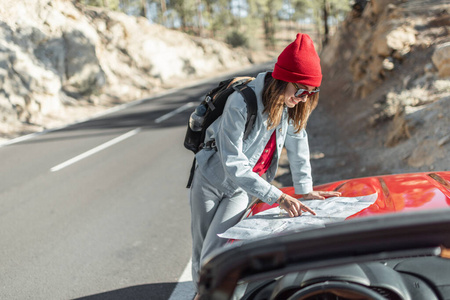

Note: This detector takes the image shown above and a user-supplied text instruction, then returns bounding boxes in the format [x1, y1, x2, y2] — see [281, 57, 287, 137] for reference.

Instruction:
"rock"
[63, 29, 105, 95]
[385, 112, 411, 147]
[407, 139, 444, 168]
[348, 16, 416, 98]
[310, 152, 325, 160]
[432, 42, 450, 78]
[438, 135, 450, 147]
[387, 26, 416, 53]
[0, 26, 63, 123]
[373, 25, 416, 57]
[370, 0, 398, 16]
[382, 57, 395, 70]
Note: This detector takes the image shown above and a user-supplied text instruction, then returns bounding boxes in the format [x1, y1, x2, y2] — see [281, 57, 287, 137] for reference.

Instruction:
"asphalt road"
[0, 64, 274, 300]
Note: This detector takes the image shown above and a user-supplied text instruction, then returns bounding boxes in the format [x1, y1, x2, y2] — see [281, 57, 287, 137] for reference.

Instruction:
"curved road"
[0, 64, 274, 300]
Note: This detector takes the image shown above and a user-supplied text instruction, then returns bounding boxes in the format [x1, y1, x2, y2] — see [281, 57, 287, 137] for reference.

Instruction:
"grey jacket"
[195, 72, 313, 205]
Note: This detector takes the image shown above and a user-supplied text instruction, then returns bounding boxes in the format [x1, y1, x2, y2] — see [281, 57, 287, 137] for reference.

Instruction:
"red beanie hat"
[272, 33, 322, 87]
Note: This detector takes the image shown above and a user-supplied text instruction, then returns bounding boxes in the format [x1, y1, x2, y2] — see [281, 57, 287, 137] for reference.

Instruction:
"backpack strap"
[233, 84, 257, 140]
[187, 82, 257, 189]
[186, 157, 196, 188]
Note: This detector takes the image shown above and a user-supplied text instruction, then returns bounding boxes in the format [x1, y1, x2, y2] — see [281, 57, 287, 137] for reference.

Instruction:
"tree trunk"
[264, 14, 275, 49]
[160, 0, 167, 25]
[322, 0, 330, 46]
[263, 0, 276, 49]
[140, 0, 147, 18]
[196, 0, 203, 37]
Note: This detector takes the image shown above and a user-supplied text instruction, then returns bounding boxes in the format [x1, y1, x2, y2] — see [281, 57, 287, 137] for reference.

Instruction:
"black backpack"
[184, 76, 258, 188]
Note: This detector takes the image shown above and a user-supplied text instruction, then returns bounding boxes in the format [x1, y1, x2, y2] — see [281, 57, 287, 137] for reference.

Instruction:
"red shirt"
[253, 131, 277, 176]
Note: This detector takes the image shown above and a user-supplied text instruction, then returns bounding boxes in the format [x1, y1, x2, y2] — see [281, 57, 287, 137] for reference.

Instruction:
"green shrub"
[226, 31, 248, 48]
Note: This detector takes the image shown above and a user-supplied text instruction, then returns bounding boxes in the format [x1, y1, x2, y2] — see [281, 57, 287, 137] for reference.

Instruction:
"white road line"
[50, 127, 141, 172]
[155, 102, 196, 124]
[168, 258, 196, 300]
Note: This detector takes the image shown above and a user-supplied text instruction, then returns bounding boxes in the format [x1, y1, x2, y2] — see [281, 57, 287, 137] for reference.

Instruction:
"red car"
[198, 172, 450, 300]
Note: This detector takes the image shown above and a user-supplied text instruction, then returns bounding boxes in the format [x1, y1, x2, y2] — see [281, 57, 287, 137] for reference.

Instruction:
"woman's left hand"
[302, 191, 342, 200]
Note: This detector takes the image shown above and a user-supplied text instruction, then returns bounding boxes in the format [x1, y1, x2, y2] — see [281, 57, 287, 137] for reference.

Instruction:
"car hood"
[273, 172, 450, 218]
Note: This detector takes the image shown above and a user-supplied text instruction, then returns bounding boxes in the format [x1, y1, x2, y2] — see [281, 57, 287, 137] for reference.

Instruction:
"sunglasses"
[292, 83, 320, 98]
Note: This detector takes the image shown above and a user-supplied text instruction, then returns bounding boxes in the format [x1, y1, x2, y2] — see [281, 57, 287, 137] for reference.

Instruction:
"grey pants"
[190, 169, 251, 289]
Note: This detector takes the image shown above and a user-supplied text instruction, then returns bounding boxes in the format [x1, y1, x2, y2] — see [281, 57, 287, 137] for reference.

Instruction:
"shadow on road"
[74, 282, 178, 300]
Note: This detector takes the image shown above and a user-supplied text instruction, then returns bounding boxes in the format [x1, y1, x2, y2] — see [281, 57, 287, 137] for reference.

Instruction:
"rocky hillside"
[319, 0, 449, 176]
[0, 0, 265, 141]
[1, 0, 448, 177]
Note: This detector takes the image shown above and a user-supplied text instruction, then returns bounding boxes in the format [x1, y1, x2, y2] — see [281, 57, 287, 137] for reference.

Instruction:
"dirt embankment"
[276, 0, 449, 187]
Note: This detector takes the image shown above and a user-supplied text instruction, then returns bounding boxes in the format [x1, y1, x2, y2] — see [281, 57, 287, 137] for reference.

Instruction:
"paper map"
[218, 193, 378, 240]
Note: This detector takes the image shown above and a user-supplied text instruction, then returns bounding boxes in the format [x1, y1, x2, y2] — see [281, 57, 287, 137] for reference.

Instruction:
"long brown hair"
[262, 73, 319, 133]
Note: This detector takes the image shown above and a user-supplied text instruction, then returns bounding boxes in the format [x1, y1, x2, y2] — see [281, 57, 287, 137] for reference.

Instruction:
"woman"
[190, 33, 341, 297]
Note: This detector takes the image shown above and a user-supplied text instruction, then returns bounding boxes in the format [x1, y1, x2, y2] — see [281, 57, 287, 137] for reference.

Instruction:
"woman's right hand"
[277, 193, 316, 217]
